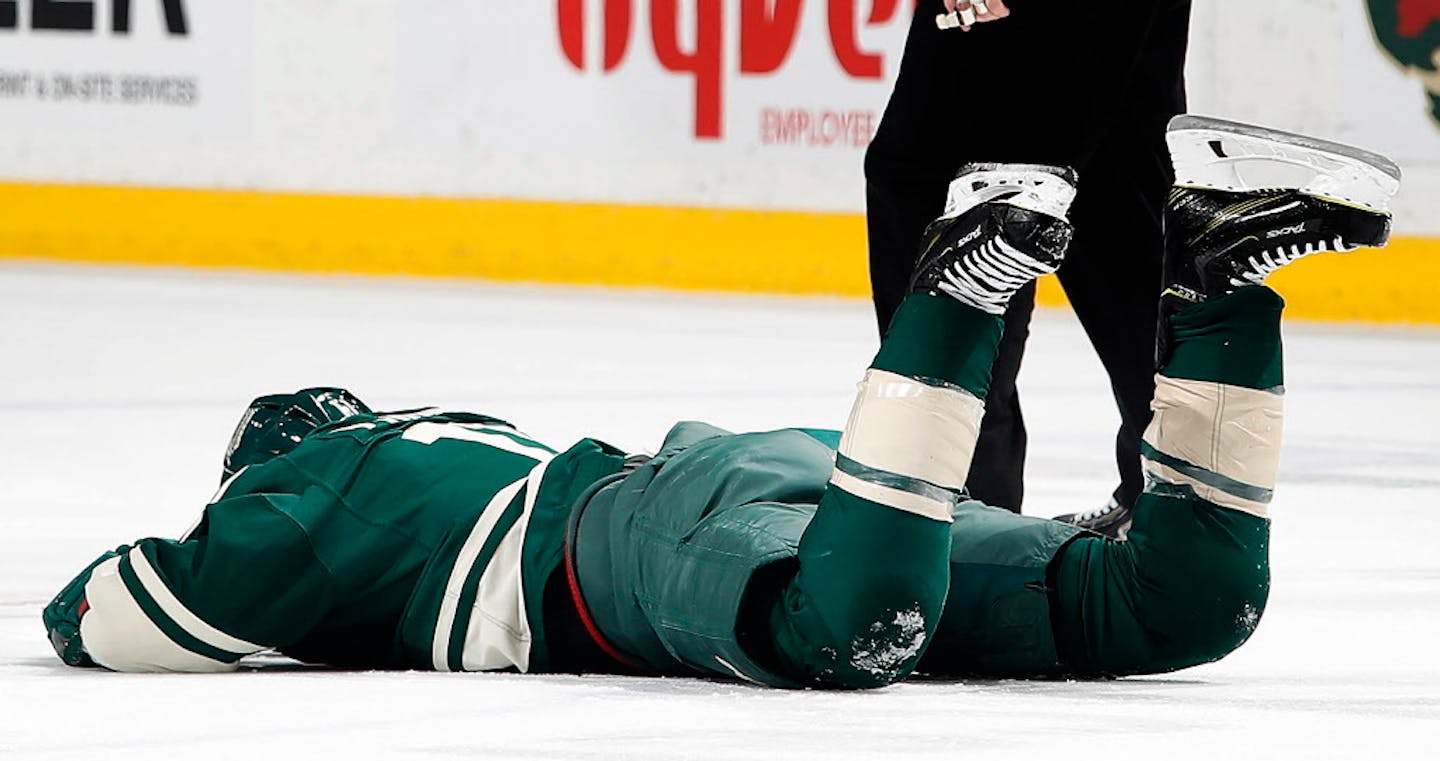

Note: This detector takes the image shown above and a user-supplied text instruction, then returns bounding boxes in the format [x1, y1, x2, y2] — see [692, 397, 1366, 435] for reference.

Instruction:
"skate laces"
[1233, 235, 1352, 286]
[937, 238, 1057, 316]
[1072, 499, 1122, 523]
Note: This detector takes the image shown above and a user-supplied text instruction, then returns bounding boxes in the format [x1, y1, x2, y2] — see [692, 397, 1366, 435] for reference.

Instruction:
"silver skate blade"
[1167, 115, 1401, 213]
[940, 163, 1078, 222]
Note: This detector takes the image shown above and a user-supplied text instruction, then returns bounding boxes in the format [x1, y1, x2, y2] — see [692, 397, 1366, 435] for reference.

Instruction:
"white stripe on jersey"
[402, 422, 554, 460]
[81, 556, 236, 673]
[129, 548, 267, 655]
[431, 476, 529, 671]
[459, 458, 553, 672]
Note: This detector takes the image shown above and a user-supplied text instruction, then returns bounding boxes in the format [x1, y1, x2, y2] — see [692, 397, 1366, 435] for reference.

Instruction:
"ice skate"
[1160, 116, 1399, 316]
[909, 163, 1077, 315]
[1053, 496, 1133, 540]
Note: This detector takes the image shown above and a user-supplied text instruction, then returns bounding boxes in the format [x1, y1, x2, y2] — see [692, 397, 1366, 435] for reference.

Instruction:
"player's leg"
[759, 164, 1078, 687]
[568, 165, 1077, 688]
[1049, 117, 1399, 676]
[868, 2, 1192, 517]
[864, 12, 1061, 518]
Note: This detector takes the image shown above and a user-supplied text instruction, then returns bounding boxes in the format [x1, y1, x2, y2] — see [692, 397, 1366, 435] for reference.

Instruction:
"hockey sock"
[872, 292, 1003, 398]
[1051, 286, 1279, 675]
[834, 292, 1004, 523]
[1146, 285, 1285, 519]
[1163, 286, 1284, 391]
[768, 485, 951, 688]
[752, 292, 1002, 686]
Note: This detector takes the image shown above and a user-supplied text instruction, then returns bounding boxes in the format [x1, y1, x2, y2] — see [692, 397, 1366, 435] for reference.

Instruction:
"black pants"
[865, 0, 1192, 513]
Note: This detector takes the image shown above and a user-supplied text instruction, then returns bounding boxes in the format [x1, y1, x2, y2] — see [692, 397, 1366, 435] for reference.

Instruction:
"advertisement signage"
[0, 1, 251, 138]
[398, 1, 912, 210]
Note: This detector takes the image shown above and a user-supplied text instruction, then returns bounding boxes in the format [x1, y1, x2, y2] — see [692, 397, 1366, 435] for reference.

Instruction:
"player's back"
[220, 410, 558, 668]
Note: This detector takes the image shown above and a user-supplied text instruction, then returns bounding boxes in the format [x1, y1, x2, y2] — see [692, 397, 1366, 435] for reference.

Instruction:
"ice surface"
[2, 263, 1438, 760]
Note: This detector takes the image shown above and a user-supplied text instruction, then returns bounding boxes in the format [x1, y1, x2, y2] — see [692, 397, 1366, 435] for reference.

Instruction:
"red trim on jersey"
[563, 530, 642, 672]
[76, 599, 90, 619]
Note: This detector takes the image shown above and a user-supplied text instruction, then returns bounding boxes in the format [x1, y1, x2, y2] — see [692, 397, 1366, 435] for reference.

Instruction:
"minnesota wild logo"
[1367, 0, 1440, 126]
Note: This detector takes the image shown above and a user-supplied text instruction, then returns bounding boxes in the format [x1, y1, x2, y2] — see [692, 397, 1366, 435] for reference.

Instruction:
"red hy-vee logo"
[557, 0, 913, 140]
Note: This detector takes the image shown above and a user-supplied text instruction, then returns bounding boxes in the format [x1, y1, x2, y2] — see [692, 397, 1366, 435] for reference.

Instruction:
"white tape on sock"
[839, 369, 984, 496]
[1142, 375, 1284, 518]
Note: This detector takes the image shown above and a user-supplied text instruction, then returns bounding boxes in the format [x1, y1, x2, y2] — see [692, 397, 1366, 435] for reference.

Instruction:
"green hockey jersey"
[51, 408, 1093, 681]
[61, 410, 625, 674]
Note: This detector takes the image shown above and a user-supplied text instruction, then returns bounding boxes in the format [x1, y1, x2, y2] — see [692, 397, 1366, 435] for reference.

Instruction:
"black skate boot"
[1155, 115, 1400, 365]
[909, 163, 1078, 314]
[1057, 117, 1401, 540]
[1053, 495, 1133, 540]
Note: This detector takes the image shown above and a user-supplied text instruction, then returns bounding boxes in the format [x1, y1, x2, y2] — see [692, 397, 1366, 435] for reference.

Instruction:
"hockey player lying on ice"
[45, 117, 1401, 688]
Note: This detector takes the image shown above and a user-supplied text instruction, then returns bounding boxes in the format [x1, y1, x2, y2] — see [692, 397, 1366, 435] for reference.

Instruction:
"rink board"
[1, 181, 1438, 324]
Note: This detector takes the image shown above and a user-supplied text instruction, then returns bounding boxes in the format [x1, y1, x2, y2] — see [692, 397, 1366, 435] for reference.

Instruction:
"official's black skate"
[909, 163, 1078, 314]
[1052, 496, 1133, 540]
[1155, 115, 1400, 365]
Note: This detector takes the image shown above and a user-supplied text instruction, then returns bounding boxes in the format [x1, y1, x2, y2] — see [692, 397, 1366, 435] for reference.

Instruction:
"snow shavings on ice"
[1237, 602, 1261, 636]
[851, 607, 927, 679]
